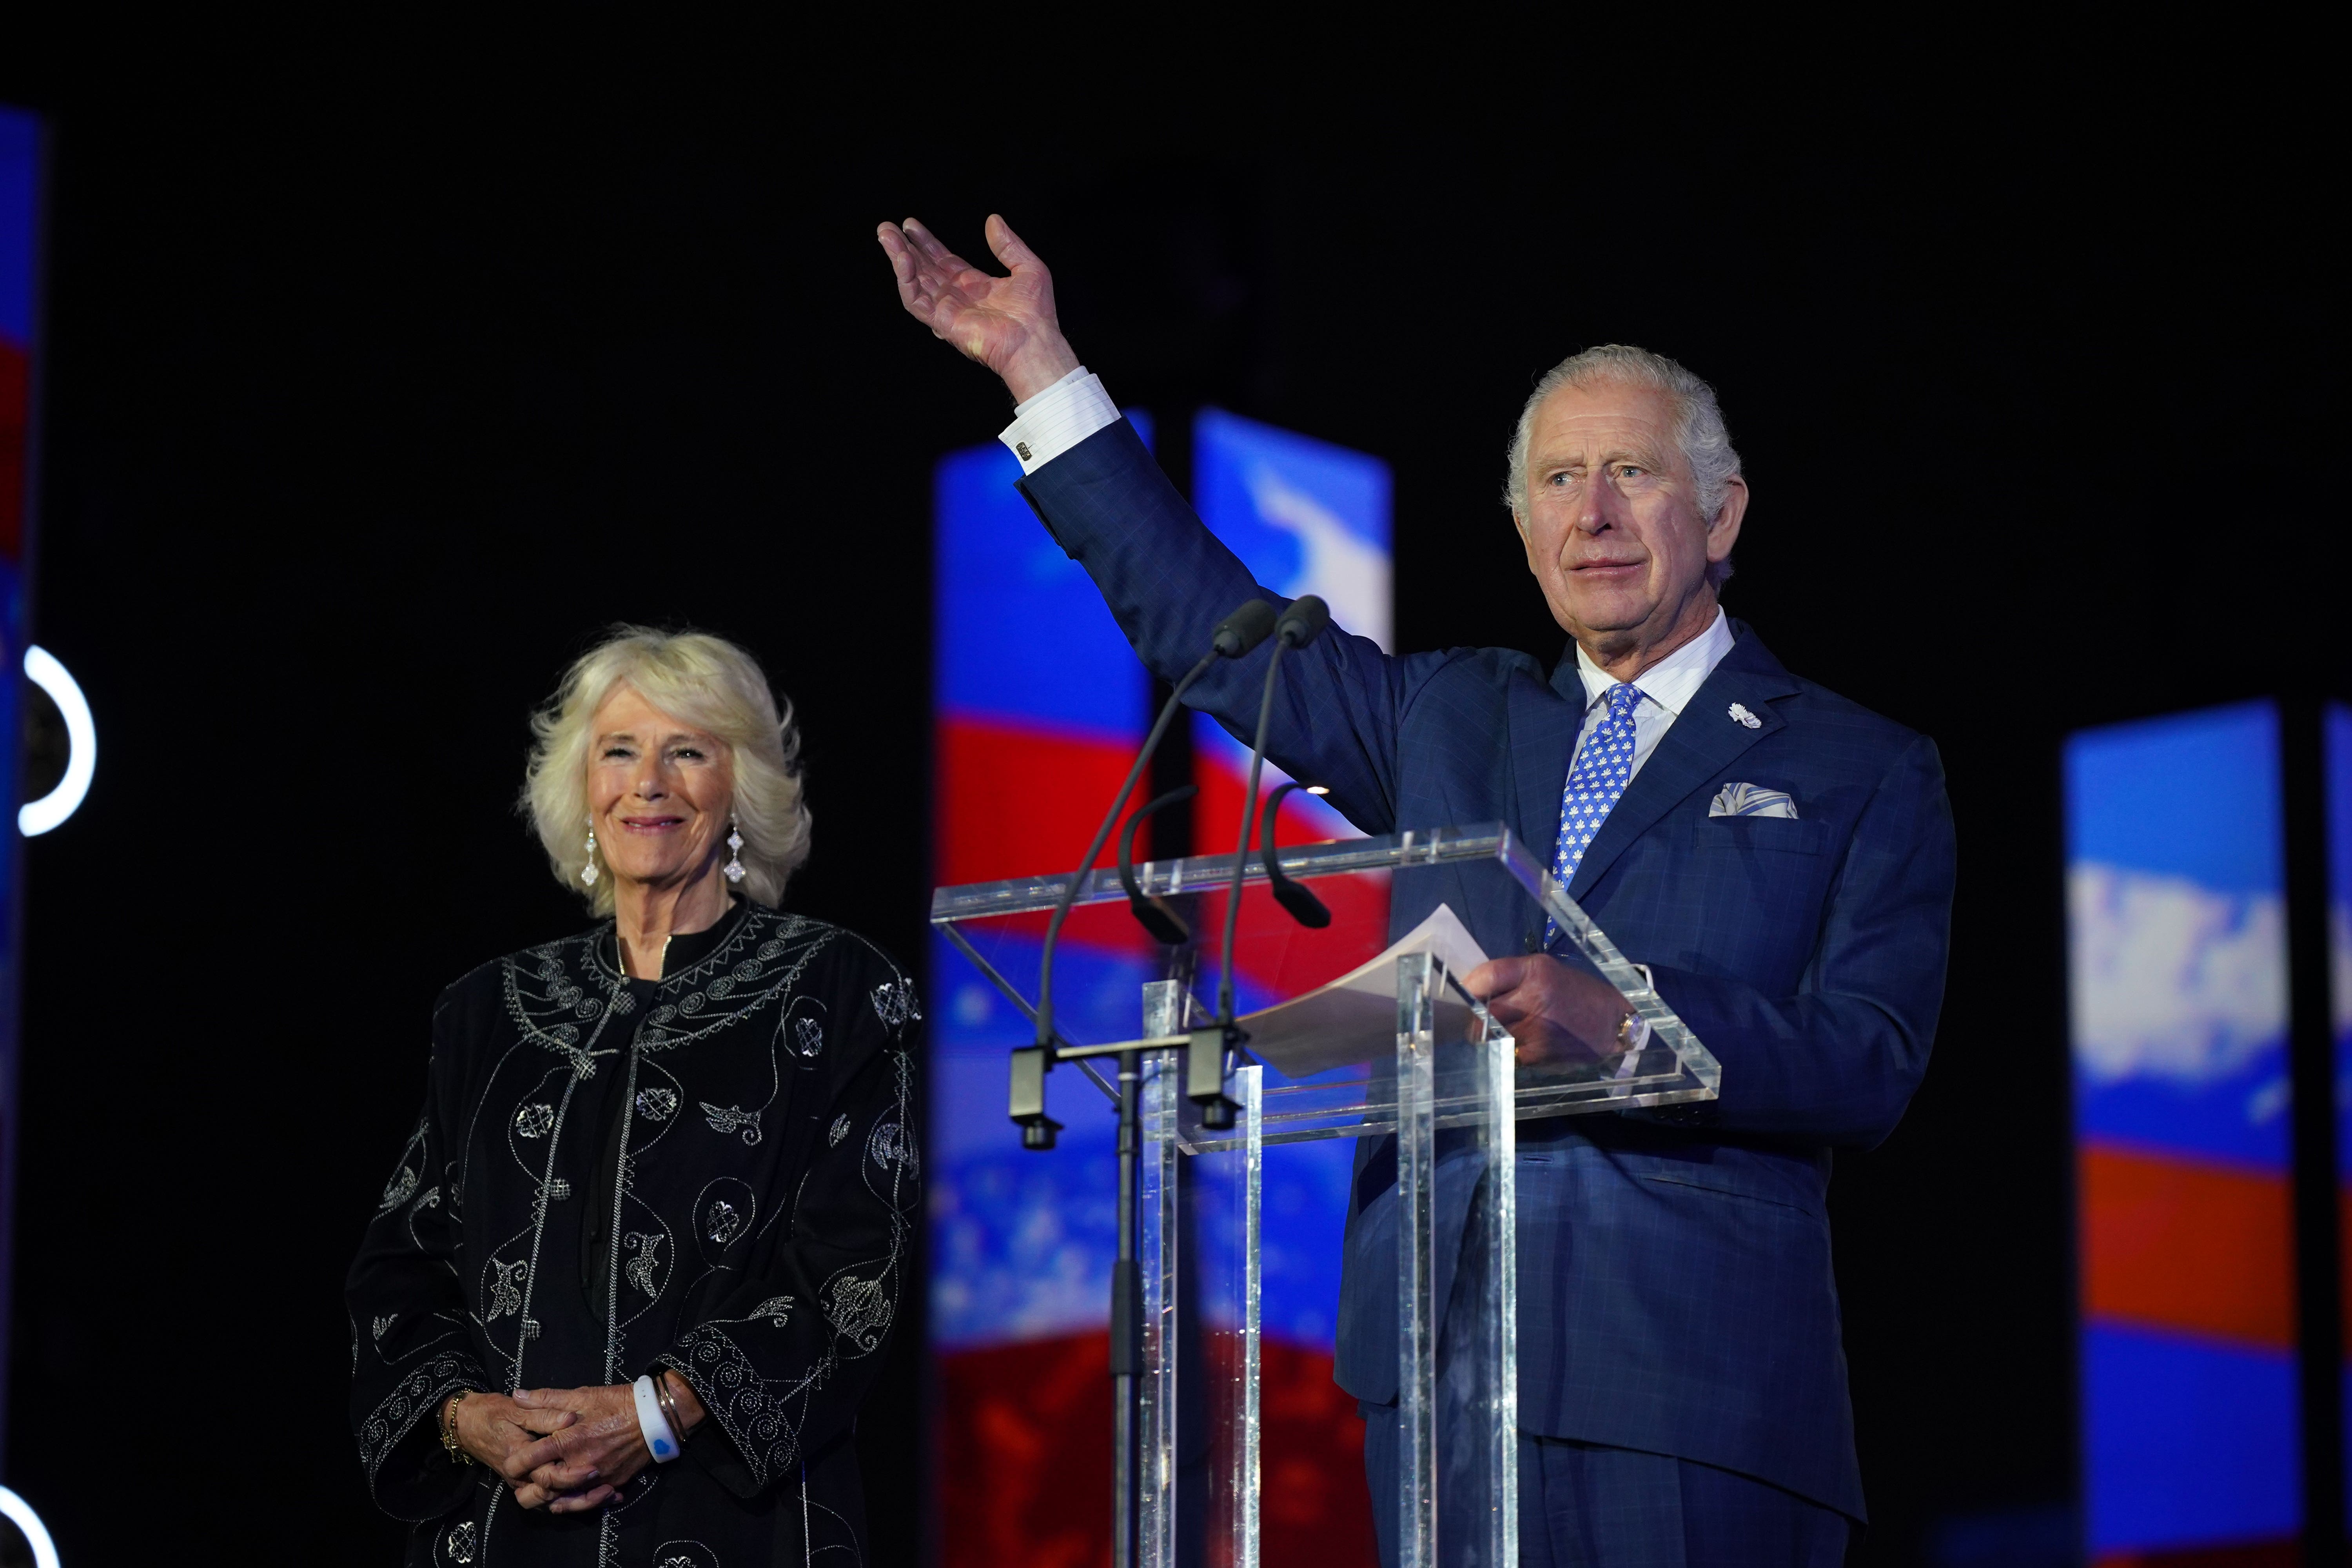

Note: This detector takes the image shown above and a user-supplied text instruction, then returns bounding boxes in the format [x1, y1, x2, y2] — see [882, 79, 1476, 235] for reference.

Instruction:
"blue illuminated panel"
[2066, 701, 2300, 1561]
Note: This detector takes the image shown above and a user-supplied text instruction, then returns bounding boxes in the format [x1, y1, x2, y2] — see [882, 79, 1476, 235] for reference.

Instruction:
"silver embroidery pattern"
[793, 1016, 824, 1058]
[372, 1314, 396, 1341]
[699, 1102, 762, 1145]
[707, 1199, 742, 1246]
[445, 1520, 476, 1563]
[868, 1119, 919, 1182]
[487, 1259, 526, 1321]
[624, 1233, 664, 1297]
[379, 1165, 418, 1212]
[514, 1103, 555, 1138]
[826, 1274, 893, 1352]
[828, 1114, 851, 1147]
[637, 1087, 679, 1121]
[356, 1350, 472, 1493]
[656, 1030, 918, 1492]
[871, 976, 922, 1032]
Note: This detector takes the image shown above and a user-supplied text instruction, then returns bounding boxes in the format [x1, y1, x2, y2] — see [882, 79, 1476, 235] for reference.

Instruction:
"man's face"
[1516, 381, 1745, 662]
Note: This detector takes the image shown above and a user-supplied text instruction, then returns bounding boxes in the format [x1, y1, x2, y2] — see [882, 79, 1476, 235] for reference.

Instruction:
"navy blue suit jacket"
[1017, 419, 1956, 1519]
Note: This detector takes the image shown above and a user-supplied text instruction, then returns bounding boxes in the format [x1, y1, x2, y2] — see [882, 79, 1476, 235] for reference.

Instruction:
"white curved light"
[20, 644, 96, 837]
[0, 1485, 60, 1568]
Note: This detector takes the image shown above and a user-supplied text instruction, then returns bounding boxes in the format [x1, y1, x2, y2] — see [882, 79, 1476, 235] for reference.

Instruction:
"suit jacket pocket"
[1693, 815, 1830, 856]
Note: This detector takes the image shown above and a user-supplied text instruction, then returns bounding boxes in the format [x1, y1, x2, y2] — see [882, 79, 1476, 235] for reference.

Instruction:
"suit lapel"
[1507, 656, 1587, 871]
[1566, 623, 1804, 900]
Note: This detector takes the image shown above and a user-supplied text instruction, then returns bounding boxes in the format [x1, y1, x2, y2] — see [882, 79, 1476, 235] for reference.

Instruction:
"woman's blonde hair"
[522, 625, 813, 914]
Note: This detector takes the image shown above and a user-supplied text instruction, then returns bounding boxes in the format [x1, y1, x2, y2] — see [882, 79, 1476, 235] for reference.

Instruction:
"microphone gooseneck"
[1216, 596, 1331, 1024]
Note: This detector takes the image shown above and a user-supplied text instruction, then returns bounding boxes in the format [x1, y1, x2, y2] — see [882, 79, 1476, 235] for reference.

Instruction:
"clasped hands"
[448, 1374, 707, 1515]
[1462, 955, 1637, 1067]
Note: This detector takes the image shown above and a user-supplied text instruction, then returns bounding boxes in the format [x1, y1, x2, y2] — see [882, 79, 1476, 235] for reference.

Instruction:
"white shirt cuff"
[998, 366, 1121, 475]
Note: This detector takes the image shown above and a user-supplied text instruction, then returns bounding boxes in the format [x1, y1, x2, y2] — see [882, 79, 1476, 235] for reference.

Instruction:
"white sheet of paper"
[1234, 903, 1490, 1079]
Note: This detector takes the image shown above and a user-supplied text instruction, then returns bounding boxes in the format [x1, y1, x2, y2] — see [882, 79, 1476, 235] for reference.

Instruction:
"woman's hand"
[876, 214, 1081, 403]
[447, 1391, 579, 1491]
[499, 1376, 707, 1515]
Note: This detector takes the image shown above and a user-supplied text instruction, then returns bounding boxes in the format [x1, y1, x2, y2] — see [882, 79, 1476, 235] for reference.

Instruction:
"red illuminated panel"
[936, 716, 1148, 888]
[2079, 1142, 2296, 1350]
[937, 1334, 1110, 1568]
[1260, 1343, 1379, 1567]
[936, 1334, 1378, 1568]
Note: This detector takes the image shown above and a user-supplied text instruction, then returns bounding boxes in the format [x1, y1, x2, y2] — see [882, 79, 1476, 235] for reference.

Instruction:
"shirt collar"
[1574, 606, 1735, 717]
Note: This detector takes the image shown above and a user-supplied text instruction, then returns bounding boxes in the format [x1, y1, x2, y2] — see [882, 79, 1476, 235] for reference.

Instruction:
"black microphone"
[1213, 599, 1278, 659]
[1274, 595, 1329, 650]
[1203, 597, 1334, 1125]
[1019, 599, 1278, 1149]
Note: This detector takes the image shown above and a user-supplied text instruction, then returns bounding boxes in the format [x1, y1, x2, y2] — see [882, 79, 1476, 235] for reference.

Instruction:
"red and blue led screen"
[2066, 701, 2300, 1561]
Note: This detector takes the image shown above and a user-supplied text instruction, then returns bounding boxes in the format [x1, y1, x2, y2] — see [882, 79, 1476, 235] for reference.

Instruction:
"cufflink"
[1015, 441, 1033, 461]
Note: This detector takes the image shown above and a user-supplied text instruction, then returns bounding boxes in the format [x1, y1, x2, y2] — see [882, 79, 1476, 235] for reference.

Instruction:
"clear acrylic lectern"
[931, 824, 1719, 1568]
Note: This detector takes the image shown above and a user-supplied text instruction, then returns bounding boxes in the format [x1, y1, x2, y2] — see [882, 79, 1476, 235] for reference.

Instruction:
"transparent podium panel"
[932, 825, 1720, 1568]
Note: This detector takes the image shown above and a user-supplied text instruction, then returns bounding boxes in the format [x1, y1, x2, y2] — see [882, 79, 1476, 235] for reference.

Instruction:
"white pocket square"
[1710, 782, 1798, 819]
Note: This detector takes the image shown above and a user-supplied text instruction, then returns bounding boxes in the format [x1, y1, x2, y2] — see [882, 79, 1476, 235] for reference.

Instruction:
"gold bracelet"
[442, 1389, 475, 1465]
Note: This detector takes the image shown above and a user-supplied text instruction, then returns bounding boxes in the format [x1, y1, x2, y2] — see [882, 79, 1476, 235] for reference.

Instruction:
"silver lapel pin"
[1728, 702, 1762, 729]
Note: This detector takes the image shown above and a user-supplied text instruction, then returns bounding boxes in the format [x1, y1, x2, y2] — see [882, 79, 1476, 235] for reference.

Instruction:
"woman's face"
[586, 684, 735, 891]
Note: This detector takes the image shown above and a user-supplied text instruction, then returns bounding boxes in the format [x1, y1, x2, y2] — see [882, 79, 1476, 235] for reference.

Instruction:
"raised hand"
[877, 214, 1080, 403]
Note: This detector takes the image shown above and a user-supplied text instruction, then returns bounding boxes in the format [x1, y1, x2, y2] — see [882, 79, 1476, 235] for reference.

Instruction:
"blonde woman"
[348, 627, 921, 1567]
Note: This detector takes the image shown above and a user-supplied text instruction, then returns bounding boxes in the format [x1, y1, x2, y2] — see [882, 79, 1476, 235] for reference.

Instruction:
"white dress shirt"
[999, 365, 1122, 474]
[1568, 608, 1737, 780]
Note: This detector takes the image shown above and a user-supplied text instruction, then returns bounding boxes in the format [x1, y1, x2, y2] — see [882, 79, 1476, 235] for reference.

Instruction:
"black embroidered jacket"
[347, 903, 921, 1567]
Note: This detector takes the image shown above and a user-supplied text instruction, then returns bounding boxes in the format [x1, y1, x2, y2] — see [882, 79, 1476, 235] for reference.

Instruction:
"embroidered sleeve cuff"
[998, 367, 1120, 475]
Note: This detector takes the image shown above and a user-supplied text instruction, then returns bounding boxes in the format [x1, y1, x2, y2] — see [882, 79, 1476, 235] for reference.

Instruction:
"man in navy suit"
[881, 215, 1955, 1567]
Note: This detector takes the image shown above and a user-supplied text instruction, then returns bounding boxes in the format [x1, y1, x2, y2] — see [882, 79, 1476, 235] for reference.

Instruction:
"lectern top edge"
[927, 821, 1518, 923]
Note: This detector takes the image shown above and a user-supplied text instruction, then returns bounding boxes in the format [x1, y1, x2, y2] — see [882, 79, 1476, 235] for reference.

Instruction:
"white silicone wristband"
[632, 1374, 682, 1463]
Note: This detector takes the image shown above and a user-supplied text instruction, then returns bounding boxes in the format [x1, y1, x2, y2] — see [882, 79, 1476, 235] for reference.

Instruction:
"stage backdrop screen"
[2066, 700, 2299, 1561]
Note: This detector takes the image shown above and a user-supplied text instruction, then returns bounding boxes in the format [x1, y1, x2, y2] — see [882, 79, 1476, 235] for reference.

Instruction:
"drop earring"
[723, 817, 746, 886]
[581, 816, 600, 887]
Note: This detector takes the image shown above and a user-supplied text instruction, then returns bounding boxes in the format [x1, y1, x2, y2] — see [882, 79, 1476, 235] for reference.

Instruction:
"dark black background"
[0, 25, 2340, 1568]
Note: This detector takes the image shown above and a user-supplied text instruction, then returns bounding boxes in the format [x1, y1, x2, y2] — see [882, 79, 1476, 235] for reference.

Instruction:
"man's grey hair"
[1503, 344, 1742, 588]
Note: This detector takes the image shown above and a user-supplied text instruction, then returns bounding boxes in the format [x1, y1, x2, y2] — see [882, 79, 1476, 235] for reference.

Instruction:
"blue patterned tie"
[1545, 682, 1643, 948]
